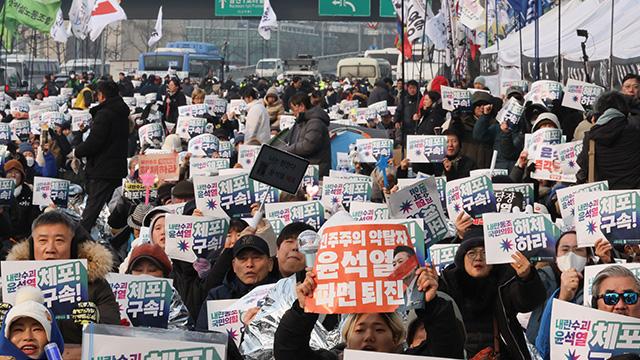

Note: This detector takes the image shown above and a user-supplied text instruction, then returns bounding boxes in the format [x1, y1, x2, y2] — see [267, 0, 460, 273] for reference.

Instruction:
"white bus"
[4, 54, 60, 89]
[60, 59, 111, 77]
[337, 57, 392, 83]
[364, 48, 400, 78]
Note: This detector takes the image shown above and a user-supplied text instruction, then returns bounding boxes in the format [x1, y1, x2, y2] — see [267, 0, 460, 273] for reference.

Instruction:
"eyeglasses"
[596, 292, 640, 306]
[466, 250, 486, 260]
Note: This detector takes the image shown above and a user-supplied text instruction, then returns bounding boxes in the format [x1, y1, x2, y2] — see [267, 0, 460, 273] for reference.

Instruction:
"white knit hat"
[4, 287, 52, 342]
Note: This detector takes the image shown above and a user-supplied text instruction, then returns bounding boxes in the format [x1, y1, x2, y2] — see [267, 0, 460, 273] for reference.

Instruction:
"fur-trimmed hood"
[7, 240, 113, 283]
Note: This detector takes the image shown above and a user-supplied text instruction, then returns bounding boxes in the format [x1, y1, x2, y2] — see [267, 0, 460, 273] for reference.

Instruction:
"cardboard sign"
[122, 180, 158, 204]
[556, 181, 609, 230]
[265, 201, 324, 236]
[139, 153, 180, 181]
[0, 178, 15, 207]
[0, 123, 11, 144]
[237, 144, 261, 170]
[562, 78, 605, 111]
[188, 134, 220, 157]
[81, 324, 227, 360]
[446, 175, 496, 222]
[176, 116, 206, 140]
[164, 215, 229, 263]
[306, 223, 415, 314]
[349, 202, 390, 221]
[10, 120, 30, 142]
[355, 138, 393, 163]
[582, 263, 640, 307]
[321, 177, 372, 212]
[429, 244, 460, 274]
[575, 190, 640, 247]
[441, 86, 472, 111]
[33, 177, 69, 208]
[106, 273, 173, 328]
[190, 158, 230, 177]
[525, 128, 564, 153]
[496, 97, 524, 131]
[406, 135, 446, 163]
[500, 79, 528, 96]
[493, 183, 535, 208]
[483, 213, 560, 264]
[279, 115, 296, 130]
[70, 110, 91, 131]
[138, 123, 165, 147]
[218, 141, 233, 158]
[525, 80, 563, 107]
[354, 108, 378, 125]
[495, 190, 524, 213]
[249, 144, 310, 195]
[178, 104, 208, 117]
[2, 260, 88, 319]
[531, 141, 583, 183]
[550, 299, 640, 359]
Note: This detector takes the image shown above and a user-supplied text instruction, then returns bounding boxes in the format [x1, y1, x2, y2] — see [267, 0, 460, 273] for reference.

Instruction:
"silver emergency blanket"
[168, 287, 192, 330]
[240, 275, 343, 360]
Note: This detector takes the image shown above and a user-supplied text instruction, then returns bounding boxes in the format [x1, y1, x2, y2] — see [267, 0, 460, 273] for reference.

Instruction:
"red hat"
[429, 76, 449, 94]
[126, 243, 172, 277]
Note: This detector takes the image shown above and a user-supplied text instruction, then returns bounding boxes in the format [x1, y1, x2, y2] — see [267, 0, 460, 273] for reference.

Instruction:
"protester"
[240, 86, 270, 144]
[161, 78, 187, 128]
[620, 74, 640, 99]
[263, 87, 284, 127]
[590, 265, 640, 318]
[282, 77, 302, 112]
[394, 80, 421, 143]
[2, 160, 42, 241]
[182, 78, 194, 97]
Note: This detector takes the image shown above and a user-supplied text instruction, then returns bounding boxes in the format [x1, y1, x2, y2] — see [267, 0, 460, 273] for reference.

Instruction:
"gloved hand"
[0, 302, 13, 329]
[193, 258, 211, 279]
[71, 302, 99, 325]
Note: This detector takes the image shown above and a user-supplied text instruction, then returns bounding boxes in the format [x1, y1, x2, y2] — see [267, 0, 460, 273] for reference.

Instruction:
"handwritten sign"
[106, 273, 173, 328]
[575, 190, 640, 247]
[33, 177, 69, 208]
[406, 135, 446, 163]
[164, 215, 229, 263]
[139, 153, 179, 181]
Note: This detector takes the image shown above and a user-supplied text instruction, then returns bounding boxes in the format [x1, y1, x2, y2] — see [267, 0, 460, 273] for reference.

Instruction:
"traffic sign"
[215, 0, 264, 17]
[318, 0, 371, 17]
[379, 0, 396, 17]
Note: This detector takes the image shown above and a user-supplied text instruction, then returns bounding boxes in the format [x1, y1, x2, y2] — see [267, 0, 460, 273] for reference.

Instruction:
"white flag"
[50, 8, 69, 43]
[405, 0, 433, 44]
[148, 6, 163, 47]
[68, 0, 96, 40]
[258, 0, 277, 40]
[88, 0, 127, 42]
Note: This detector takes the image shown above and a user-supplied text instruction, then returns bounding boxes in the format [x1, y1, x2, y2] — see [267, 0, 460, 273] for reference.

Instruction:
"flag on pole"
[51, 8, 70, 43]
[88, 0, 127, 42]
[68, 0, 96, 39]
[148, 6, 163, 47]
[258, 0, 277, 40]
[1, 0, 61, 48]
[394, 18, 413, 59]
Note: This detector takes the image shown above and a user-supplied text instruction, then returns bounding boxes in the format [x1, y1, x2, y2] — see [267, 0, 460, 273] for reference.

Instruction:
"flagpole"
[558, 0, 561, 84]
[485, 0, 488, 48]
[534, 1, 539, 81]
[400, 0, 406, 160]
[519, 15, 524, 81]
[609, 0, 614, 88]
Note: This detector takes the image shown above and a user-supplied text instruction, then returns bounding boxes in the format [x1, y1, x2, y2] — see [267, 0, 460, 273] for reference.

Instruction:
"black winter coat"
[416, 101, 447, 136]
[273, 297, 465, 360]
[394, 92, 420, 136]
[75, 96, 129, 180]
[367, 80, 392, 106]
[286, 106, 332, 177]
[161, 90, 187, 125]
[6, 185, 42, 240]
[439, 263, 546, 360]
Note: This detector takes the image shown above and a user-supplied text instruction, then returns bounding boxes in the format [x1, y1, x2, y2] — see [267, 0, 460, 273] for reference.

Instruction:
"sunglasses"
[596, 292, 640, 306]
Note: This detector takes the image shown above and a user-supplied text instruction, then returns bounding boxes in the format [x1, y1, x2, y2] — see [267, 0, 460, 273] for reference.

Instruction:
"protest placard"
[122, 97, 136, 107]
[446, 175, 496, 222]
[469, 168, 509, 178]
[0, 178, 15, 207]
[164, 215, 229, 263]
[228, 99, 247, 115]
[493, 183, 534, 208]
[138, 123, 165, 147]
[206, 300, 244, 346]
[550, 299, 640, 359]
[238, 144, 261, 170]
[188, 134, 220, 157]
[321, 177, 372, 212]
[139, 153, 180, 181]
[340, 100, 359, 114]
[530, 141, 583, 182]
[562, 78, 605, 111]
[106, 273, 173, 328]
[483, 213, 560, 264]
[70, 110, 91, 131]
[328, 170, 374, 187]
[441, 86, 472, 111]
[81, 324, 227, 360]
[349, 202, 390, 221]
[396, 178, 421, 189]
[265, 201, 324, 235]
[429, 244, 460, 274]
[249, 144, 310, 195]
[205, 96, 227, 115]
[10, 100, 29, 113]
[219, 141, 233, 158]
[525, 128, 564, 153]
[2, 260, 88, 319]
[176, 116, 206, 140]
[556, 181, 609, 230]
[582, 263, 640, 307]
[355, 138, 393, 163]
[33, 177, 69, 208]
[279, 115, 296, 130]
[406, 135, 446, 163]
[344, 349, 453, 360]
[305, 223, 415, 314]
[496, 97, 525, 131]
[122, 180, 158, 204]
[500, 79, 528, 96]
[190, 158, 230, 177]
[0, 123, 10, 145]
[40, 111, 65, 128]
[178, 103, 208, 117]
[525, 80, 563, 107]
[368, 100, 388, 115]
[354, 108, 378, 125]
[301, 165, 320, 199]
[10, 120, 30, 141]
[135, 95, 147, 108]
[575, 190, 640, 247]
[459, 0, 485, 29]
[434, 176, 447, 213]
[193, 173, 265, 218]
[494, 190, 524, 213]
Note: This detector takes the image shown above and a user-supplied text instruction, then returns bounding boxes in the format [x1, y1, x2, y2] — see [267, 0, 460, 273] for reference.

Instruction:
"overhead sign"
[379, 0, 395, 17]
[319, 0, 371, 16]
[215, 0, 264, 16]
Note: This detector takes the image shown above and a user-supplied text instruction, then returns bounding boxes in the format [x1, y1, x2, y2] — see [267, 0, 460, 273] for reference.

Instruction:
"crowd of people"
[0, 67, 639, 360]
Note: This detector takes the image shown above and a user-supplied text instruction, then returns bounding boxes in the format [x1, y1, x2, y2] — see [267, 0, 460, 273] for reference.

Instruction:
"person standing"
[75, 81, 130, 232]
[161, 78, 187, 130]
[240, 87, 271, 144]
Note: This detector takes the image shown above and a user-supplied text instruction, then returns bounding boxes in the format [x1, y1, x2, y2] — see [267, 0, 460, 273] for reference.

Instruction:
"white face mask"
[136, 119, 144, 126]
[557, 251, 587, 273]
[25, 156, 35, 167]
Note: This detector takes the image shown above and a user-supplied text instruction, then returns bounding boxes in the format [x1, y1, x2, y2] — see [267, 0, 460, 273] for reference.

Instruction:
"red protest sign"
[305, 223, 415, 314]
[139, 153, 180, 181]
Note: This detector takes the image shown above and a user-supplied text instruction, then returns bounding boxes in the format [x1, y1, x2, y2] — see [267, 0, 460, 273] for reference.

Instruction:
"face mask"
[557, 251, 587, 273]
[25, 156, 35, 167]
[136, 119, 144, 126]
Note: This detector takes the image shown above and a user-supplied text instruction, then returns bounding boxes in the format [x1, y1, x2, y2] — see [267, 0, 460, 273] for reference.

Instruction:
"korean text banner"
[500, 80, 528, 96]
[106, 273, 173, 328]
[305, 223, 414, 314]
[493, 183, 535, 208]
[122, 180, 158, 204]
[164, 215, 229, 263]
[429, 244, 460, 274]
[356, 138, 393, 163]
[139, 153, 180, 181]
[193, 174, 269, 218]
[406, 135, 446, 163]
[530, 141, 583, 183]
[483, 213, 560, 264]
[550, 299, 640, 360]
[562, 79, 604, 112]
[496, 97, 524, 131]
[525, 128, 564, 153]
[556, 181, 609, 230]
[176, 116, 206, 140]
[188, 134, 220, 157]
[0, 178, 15, 207]
[441, 86, 472, 111]
[190, 158, 230, 177]
[446, 175, 496, 222]
[321, 177, 372, 212]
[265, 201, 324, 236]
[206, 300, 245, 347]
[138, 123, 164, 147]
[575, 190, 640, 247]
[218, 141, 233, 158]
[2, 260, 89, 320]
[349, 202, 390, 221]
[525, 80, 563, 107]
[0, 123, 11, 145]
[582, 263, 640, 307]
[238, 144, 261, 170]
[10, 120, 30, 142]
[33, 177, 69, 208]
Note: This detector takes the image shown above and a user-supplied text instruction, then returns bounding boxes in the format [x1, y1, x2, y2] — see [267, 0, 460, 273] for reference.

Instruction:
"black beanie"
[453, 235, 485, 269]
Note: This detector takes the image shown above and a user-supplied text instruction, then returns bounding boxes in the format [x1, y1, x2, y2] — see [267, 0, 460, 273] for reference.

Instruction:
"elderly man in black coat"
[75, 81, 130, 232]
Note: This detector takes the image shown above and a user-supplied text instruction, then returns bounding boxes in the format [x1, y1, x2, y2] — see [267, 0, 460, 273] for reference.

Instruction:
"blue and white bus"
[138, 41, 223, 81]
